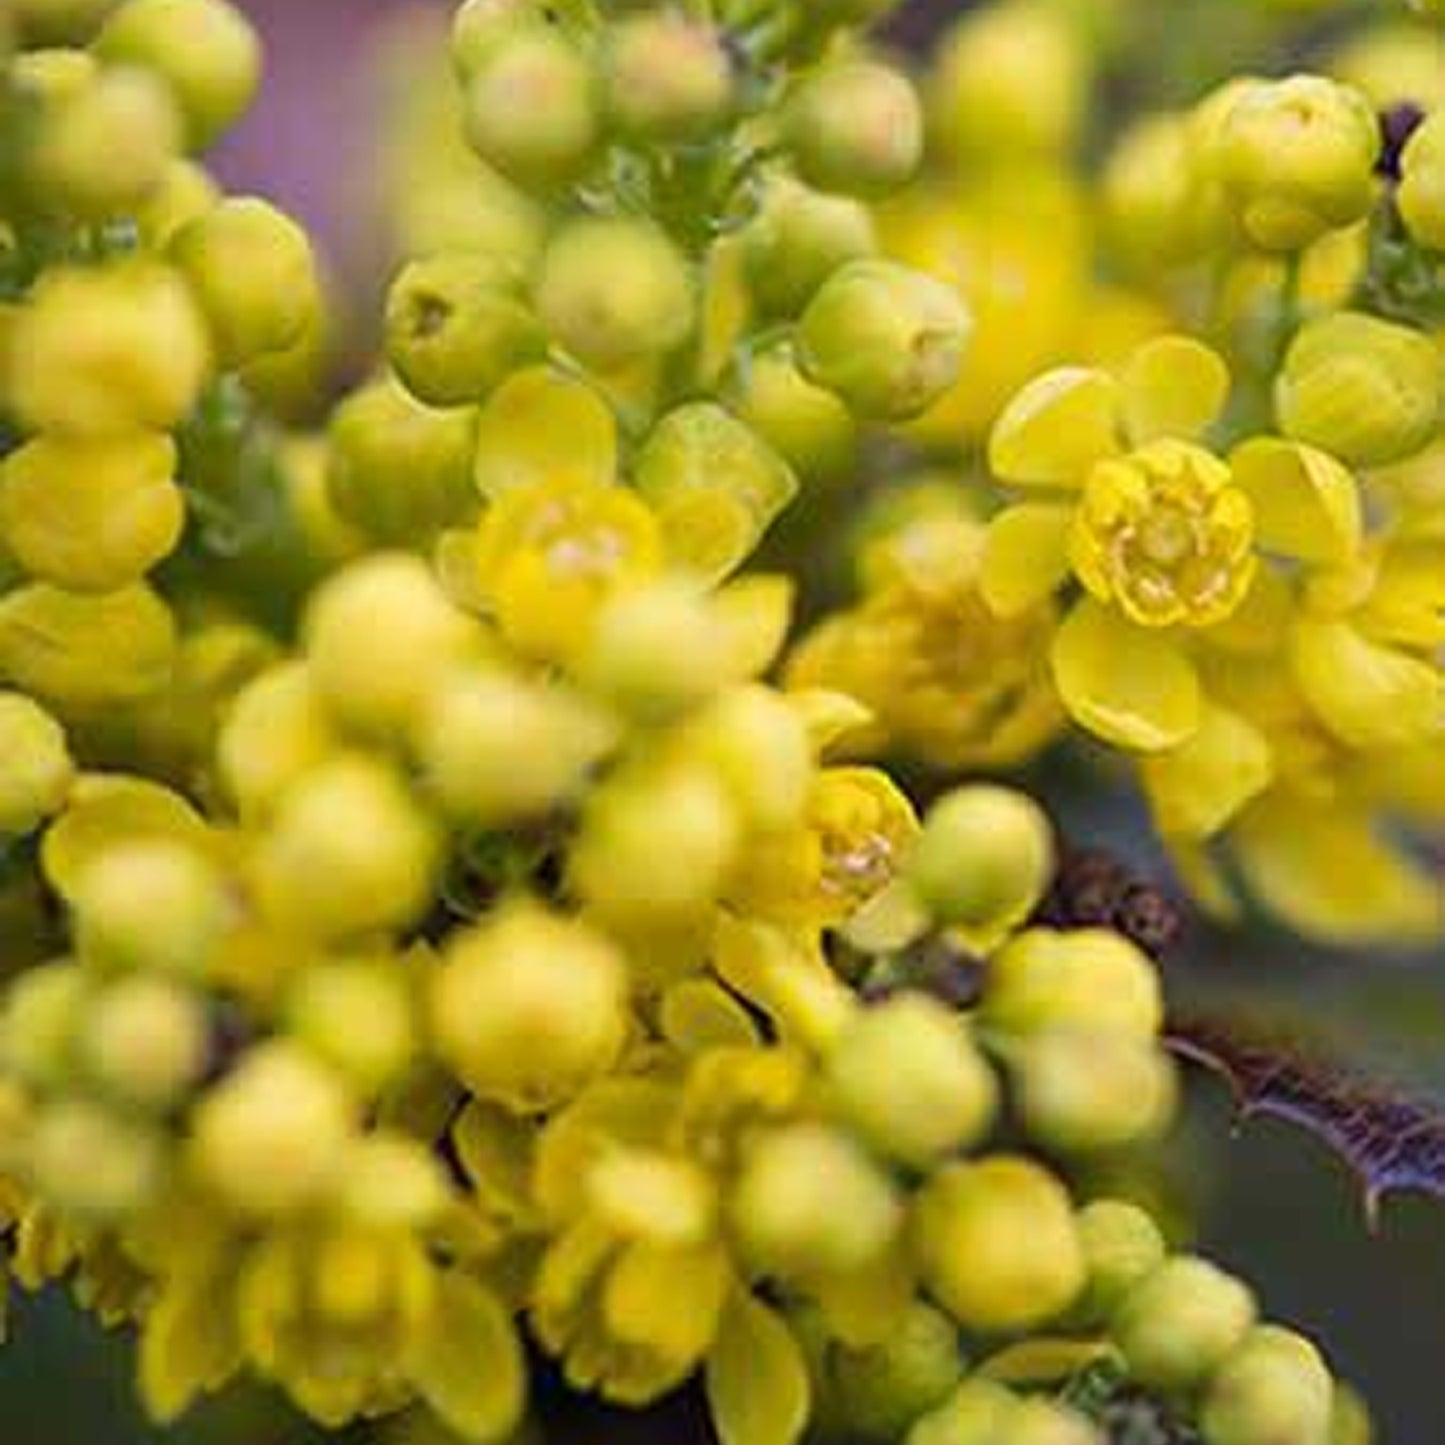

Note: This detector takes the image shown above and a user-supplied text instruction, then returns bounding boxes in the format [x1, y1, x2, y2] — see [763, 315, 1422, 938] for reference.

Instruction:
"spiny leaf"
[1168, 1016, 1445, 1225]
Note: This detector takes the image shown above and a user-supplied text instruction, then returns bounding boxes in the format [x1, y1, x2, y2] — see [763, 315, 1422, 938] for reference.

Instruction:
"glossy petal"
[603, 1240, 729, 1365]
[979, 504, 1074, 617]
[1230, 438, 1361, 566]
[706, 1289, 811, 1445]
[1121, 335, 1231, 444]
[1051, 600, 1202, 752]
[1142, 702, 1274, 838]
[988, 367, 1122, 487]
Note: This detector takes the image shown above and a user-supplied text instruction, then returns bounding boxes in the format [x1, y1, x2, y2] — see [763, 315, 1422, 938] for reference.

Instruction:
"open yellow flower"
[982, 336, 1364, 753]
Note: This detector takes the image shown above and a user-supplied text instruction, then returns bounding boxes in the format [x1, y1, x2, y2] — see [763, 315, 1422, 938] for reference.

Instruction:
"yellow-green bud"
[4, 262, 210, 436]
[136, 156, 219, 248]
[1276, 311, 1442, 468]
[28, 1098, 163, 1218]
[386, 251, 543, 408]
[785, 61, 923, 200]
[0, 692, 73, 835]
[0, 431, 184, 592]
[732, 1121, 901, 1279]
[686, 684, 813, 833]
[303, 553, 479, 738]
[798, 260, 971, 422]
[741, 180, 878, 319]
[82, 975, 206, 1108]
[1329, 1385, 1373, 1445]
[1214, 76, 1380, 251]
[1009, 1400, 1102, 1445]
[13, 0, 118, 45]
[1112, 1256, 1258, 1391]
[450, 0, 535, 76]
[431, 900, 629, 1114]
[1073, 1199, 1167, 1323]
[169, 197, 320, 367]
[96, 0, 260, 150]
[1014, 1032, 1178, 1154]
[829, 1303, 963, 1440]
[189, 1042, 355, 1218]
[908, 785, 1053, 938]
[912, 1156, 1085, 1333]
[463, 26, 599, 190]
[325, 380, 477, 544]
[604, 13, 733, 143]
[730, 342, 858, 482]
[0, 960, 89, 1088]
[826, 995, 997, 1169]
[1400, 111, 1445, 251]
[1103, 114, 1212, 271]
[536, 216, 694, 372]
[1202, 1326, 1334, 1445]
[285, 956, 416, 1097]
[981, 928, 1164, 1040]
[908, 1378, 1022, 1445]
[71, 839, 229, 976]
[255, 755, 442, 941]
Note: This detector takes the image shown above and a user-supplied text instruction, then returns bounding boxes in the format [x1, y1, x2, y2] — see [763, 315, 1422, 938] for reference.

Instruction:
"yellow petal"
[658, 978, 762, 1054]
[988, 367, 1122, 487]
[979, 504, 1074, 617]
[603, 1240, 729, 1365]
[1230, 438, 1361, 566]
[715, 574, 795, 681]
[1051, 600, 1202, 753]
[1163, 836, 1244, 925]
[808, 1241, 915, 1349]
[1291, 618, 1442, 750]
[1142, 703, 1274, 839]
[784, 687, 876, 756]
[1121, 335, 1231, 444]
[706, 1290, 811, 1445]
[139, 1254, 243, 1424]
[473, 365, 617, 500]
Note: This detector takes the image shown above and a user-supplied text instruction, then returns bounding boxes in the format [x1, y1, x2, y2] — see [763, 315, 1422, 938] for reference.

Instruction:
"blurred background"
[2, 1, 1444, 1440]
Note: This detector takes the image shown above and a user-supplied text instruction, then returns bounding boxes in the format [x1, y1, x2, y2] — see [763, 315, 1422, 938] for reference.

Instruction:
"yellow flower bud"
[1074, 1199, 1167, 1323]
[1113, 1256, 1258, 1391]
[732, 1121, 901, 1280]
[169, 197, 319, 367]
[135, 157, 219, 248]
[82, 975, 206, 1108]
[826, 996, 997, 1169]
[1399, 111, 1445, 251]
[386, 251, 543, 409]
[1276, 312, 1442, 468]
[29, 1098, 163, 1219]
[1009, 1401, 1102, 1445]
[912, 1155, 1085, 1333]
[11, 0, 115, 44]
[0, 960, 90, 1088]
[1202, 1326, 1335, 1445]
[0, 692, 73, 835]
[827, 1302, 963, 1440]
[96, 0, 261, 150]
[304, 553, 480, 738]
[536, 216, 694, 372]
[741, 179, 878, 319]
[431, 900, 629, 1114]
[908, 1377, 1021, 1445]
[798, 260, 971, 422]
[730, 342, 858, 483]
[285, 956, 416, 1097]
[450, 0, 543, 78]
[0, 432, 184, 592]
[189, 1041, 356, 1217]
[4, 262, 209, 436]
[603, 12, 733, 144]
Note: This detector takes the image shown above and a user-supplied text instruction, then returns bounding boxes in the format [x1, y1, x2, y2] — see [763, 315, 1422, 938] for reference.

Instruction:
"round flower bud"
[741, 180, 878, 319]
[29, 65, 180, 220]
[981, 928, 1164, 1040]
[826, 995, 997, 1169]
[325, 379, 477, 544]
[0, 961, 90, 1088]
[1202, 1326, 1334, 1445]
[1014, 1032, 1178, 1155]
[285, 956, 416, 1097]
[0, 431, 184, 592]
[1275, 311, 1442, 469]
[254, 756, 442, 941]
[908, 785, 1053, 938]
[168, 197, 319, 367]
[0, 692, 73, 835]
[536, 216, 694, 372]
[912, 1156, 1085, 1333]
[28, 1099, 163, 1219]
[604, 13, 732, 143]
[730, 342, 858, 482]
[449, 0, 541, 77]
[4, 262, 210, 436]
[783, 60, 923, 199]
[1328, 1385, 1372, 1445]
[303, 553, 479, 737]
[1073, 1199, 1167, 1323]
[463, 26, 599, 189]
[431, 900, 629, 1114]
[136, 157, 219, 248]
[71, 839, 229, 976]
[732, 1121, 901, 1280]
[829, 1302, 963, 1440]
[1008, 1400, 1102, 1445]
[96, 0, 260, 150]
[1213, 76, 1380, 251]
[385, 251, 543, 408]
[1399, 111, 1445, 252]
[82, 975, 206, 1108]
[798, 260, 971, 422]
[908, 1378, 1021, 1445]
[1112, 1256, 1258, 1392]
[189, 1042, 355, 1218]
